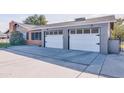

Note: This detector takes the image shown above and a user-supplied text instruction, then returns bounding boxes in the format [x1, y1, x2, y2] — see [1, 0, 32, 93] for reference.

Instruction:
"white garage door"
[45, 30, 63, 49]
[69, 28, 100, 52]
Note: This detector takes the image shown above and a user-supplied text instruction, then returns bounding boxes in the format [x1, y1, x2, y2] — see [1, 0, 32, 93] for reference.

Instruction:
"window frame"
[77, 29, 83, 34]
[58, 30, 63, 35]
[84, 28, 90, 34]
[70, 29, 76, 34]
[26, 32, 29, 40]
[50, 31, 53, 35]
[91, 28, 99, 34]
[54, 31, 58, 35]
[31, 32, 42, 40]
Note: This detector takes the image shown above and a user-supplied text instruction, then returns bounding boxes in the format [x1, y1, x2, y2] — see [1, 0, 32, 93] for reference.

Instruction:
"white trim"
[31, 20, 116, 30]
[16, 20, 116, 31]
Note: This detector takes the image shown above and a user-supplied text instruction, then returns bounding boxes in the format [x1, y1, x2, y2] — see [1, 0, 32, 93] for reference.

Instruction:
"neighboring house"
[9, 15, 116, 54]
[0, 31, 8, 39]
[9, 21, 42, 45]
[0, 34, 8, 39]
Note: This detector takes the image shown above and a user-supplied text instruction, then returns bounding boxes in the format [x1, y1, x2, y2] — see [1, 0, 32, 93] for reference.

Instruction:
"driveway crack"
[98, 55, 107, 78]
[76, 53, 100, 78]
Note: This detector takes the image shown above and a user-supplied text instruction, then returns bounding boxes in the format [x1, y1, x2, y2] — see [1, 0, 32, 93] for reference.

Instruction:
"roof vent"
[75, 17, 86, 21]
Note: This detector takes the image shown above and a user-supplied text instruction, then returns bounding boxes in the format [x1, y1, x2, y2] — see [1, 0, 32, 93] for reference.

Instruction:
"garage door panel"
[45, 35, 63, 49]
[70, 43, 99, 52]
[70, 34, 100, 52]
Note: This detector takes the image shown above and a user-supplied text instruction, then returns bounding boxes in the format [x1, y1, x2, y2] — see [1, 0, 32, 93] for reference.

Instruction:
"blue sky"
[0, 14, 123, 32]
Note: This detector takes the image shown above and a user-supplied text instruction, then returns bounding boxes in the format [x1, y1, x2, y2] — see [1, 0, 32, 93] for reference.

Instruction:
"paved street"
[0, 45, 124, 78]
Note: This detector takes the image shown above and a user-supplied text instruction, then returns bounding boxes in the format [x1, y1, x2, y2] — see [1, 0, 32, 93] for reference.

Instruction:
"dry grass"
[0, 39, 10, 48]
[121, 44, 124, 49]
[0, 39, 9, 43]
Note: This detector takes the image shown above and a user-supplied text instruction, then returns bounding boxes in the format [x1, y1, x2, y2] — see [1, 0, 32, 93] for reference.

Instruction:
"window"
[91, 28, 99, 33]
[31, 32, 42, 40]
[46, 30, 63, 35]
[46, 32, 49, 35]
[58, 30, 63, 35]
[35, 32, 39, 40]
[26, 32, 29, 40]
[70, 29, 75, 34]
[84, 29, 90, 34]
[77, 29, 82, 34]
[54, 31, 58, 35]
[31, 33, 35, 40]
[50, 31, 53, 35]
[38, 32, 42, 40]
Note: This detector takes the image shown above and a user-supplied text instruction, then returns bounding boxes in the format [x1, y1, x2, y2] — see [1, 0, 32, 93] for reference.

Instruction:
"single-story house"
[9, 15, 116, 54]
[0, 34, 8, 39]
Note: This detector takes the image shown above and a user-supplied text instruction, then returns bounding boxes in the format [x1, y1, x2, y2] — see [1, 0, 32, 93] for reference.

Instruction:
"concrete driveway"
[0, 45, 124, 78]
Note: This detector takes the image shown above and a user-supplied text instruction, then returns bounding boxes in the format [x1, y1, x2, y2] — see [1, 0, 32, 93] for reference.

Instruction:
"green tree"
[10, 31, 25, 45]
[111, 18, 124, 41]
[23, 14, 48, 25]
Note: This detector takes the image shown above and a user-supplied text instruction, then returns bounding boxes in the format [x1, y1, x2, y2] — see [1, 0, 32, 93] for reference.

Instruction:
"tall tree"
[111, 18, 124, 41]
[23, 14, 48, 25]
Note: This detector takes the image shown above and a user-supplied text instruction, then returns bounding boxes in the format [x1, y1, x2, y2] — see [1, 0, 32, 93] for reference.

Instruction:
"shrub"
[10, 31, 25, 45]
[0, 43, 10, 48]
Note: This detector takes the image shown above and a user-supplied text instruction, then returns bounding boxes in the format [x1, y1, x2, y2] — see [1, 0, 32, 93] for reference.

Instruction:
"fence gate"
[120, 41, 124, 52]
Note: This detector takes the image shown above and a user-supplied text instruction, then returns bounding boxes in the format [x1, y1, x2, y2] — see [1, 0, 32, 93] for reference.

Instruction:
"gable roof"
[15, 15, 116, 31]
[16, 23, 41, 31]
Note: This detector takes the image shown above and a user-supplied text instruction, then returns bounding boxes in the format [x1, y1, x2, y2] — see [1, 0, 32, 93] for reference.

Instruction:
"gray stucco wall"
[99, 23, 110, 54]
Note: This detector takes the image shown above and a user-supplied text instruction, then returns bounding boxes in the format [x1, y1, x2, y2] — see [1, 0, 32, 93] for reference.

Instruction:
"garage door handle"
[96, 43, 100, 45]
